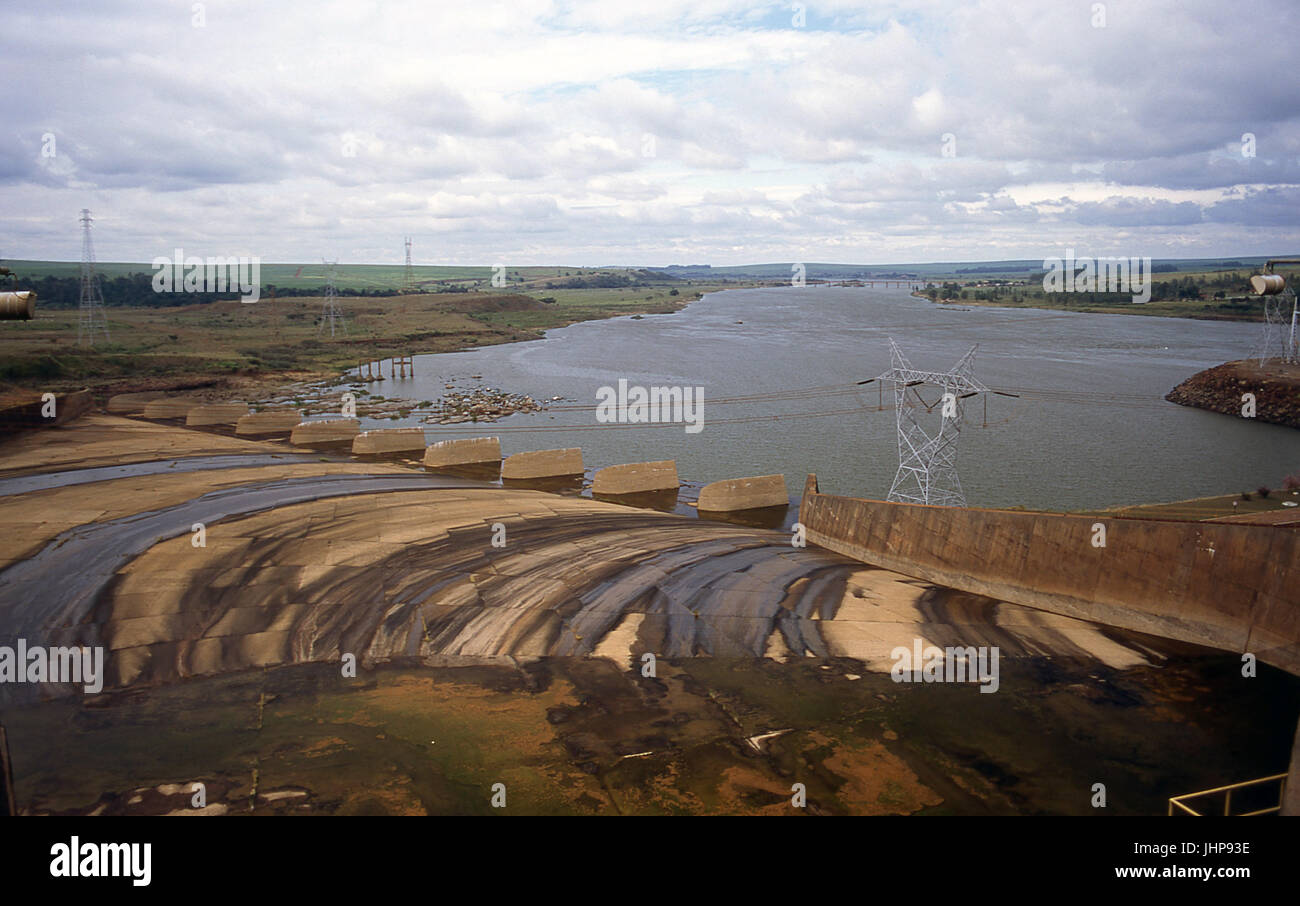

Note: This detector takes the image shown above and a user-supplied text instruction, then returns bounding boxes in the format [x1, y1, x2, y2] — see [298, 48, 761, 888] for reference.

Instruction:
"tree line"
[4, 273, 407, 308]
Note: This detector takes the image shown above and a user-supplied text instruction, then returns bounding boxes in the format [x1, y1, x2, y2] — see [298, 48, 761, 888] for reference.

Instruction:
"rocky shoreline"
[1165, 359, 1300, 429]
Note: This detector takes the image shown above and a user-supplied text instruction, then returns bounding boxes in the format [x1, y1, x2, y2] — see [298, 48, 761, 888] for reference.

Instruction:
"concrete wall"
[502, 448, 583, 480]
[235, 411, 302, 435]
[106, 391, 167, 415]
[0, 389, 93, 428]
[592, 460, 678, 495]
[352, 427, 426, 455]
[290, 418, 360, 446]
[697, 474, 788, 511]
[424, 437, 501, 468]
[186, 402, 250, 426]
[798, 475, 1300, 676]
[141, 398, 196, 419]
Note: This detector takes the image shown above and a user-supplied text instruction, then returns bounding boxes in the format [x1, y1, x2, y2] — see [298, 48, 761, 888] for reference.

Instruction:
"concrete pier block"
[289, 418, 361, 446]
[501, 448, 583, 480]
[423, 437, 502, 468]
[592, 460, 678, 495]
[57, 389, 94, 425]
[106, 391, 167, 415]
[235, 411, 304, 436]
[1, 389, 95, 428]
[141, 398, 197, 419]
[352, 427, 427, 455]
[186, 402, 251, 426]
[697, 474, 788, 511]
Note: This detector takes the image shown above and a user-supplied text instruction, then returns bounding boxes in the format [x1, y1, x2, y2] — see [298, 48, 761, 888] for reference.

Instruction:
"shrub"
[1257, 486, 1271, 498]
[1283, 474, 1300, 491]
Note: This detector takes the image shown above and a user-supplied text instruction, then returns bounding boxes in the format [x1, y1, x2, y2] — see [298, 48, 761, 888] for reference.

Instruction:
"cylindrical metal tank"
[1250, 274, 1287, 295]
[0, 291, 36, 320]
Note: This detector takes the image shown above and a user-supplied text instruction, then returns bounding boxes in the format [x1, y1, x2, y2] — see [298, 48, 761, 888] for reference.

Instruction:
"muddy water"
[3, 654, 1296, 815]
[388, 286, 1298, 510]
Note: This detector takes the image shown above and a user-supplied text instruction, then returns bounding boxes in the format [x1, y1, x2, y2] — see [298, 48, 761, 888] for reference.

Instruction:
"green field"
[4, 259, 523, 290]
[0, 263, 748, 394]
[2, 259, 743, 294]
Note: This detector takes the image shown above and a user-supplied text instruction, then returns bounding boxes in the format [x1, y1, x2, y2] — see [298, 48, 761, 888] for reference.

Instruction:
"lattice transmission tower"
[1255, 289, 1298, 366]
[873, 339, 988, 507]
[319, 259, 346, 337]
[403, 237, 415, 293]
[77, 209, 111, 346]
[1250, 261, 1300, 365]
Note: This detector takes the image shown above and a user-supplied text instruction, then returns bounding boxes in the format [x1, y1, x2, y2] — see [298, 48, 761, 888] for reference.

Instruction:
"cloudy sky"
[2, 0, 1298, 266]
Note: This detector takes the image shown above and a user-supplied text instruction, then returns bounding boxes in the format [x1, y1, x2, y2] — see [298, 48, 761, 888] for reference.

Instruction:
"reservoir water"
[381, 285, 1296, 512]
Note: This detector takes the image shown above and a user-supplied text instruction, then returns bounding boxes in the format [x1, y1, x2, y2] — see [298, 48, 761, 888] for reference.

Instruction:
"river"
[367, 285, 1296, 512]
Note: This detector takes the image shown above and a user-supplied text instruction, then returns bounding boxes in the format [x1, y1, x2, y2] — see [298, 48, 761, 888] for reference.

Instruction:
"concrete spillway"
[0, 414, 1179, 703]
[0, 472, 486, 649]
[0, 453, 325, 496]
[2, 413, 1297, 817]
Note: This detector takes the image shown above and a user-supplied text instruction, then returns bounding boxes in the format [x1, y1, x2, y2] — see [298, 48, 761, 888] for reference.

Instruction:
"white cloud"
[1, 0, 1298, 264]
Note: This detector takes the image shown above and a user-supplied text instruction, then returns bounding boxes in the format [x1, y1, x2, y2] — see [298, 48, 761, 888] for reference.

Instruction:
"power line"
[515, 381, 1163, 415]
[363, 364, 1185, 437]
[389, 380, 1177, 434]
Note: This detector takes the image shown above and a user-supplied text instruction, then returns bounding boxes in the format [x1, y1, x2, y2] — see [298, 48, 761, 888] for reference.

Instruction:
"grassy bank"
[1084, 488, 1300, 521]
[0, 276, 745, 396]
[915, 266, 1299, 321]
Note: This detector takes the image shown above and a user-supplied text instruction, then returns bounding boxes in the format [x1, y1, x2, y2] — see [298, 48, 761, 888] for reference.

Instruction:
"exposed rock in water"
[423, 387, 544, 423]
[1165, 359, 1300, 429]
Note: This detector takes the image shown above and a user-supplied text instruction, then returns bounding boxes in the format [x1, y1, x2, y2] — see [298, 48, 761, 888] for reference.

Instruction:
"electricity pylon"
[1255, 290, 1298, 365]
[872, 339, 987, 507]
[77, 209, 111, 346]
[319, 259, 346, 337]
[1250, 261, 1300, 365]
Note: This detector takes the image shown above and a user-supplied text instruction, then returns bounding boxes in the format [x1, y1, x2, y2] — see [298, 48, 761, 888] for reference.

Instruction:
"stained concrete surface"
[0, 415, 1296, 815]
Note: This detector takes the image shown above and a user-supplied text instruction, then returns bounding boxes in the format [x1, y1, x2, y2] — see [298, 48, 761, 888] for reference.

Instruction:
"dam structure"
[798, 473, 1300, 815]
[0, 411, 1176, 698]
[0, 405, 1295, 815]
[798, 474, 1300, 676]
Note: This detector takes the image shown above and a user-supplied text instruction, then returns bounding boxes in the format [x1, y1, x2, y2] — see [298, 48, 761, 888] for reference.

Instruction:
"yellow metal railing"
[1168, 773, 1288, 816]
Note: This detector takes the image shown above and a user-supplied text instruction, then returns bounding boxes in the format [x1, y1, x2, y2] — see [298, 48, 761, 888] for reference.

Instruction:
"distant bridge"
[815, 280, 926, 289]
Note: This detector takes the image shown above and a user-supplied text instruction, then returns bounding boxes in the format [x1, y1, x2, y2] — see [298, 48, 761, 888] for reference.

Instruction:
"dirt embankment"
[1165, 359, 1300, 429]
